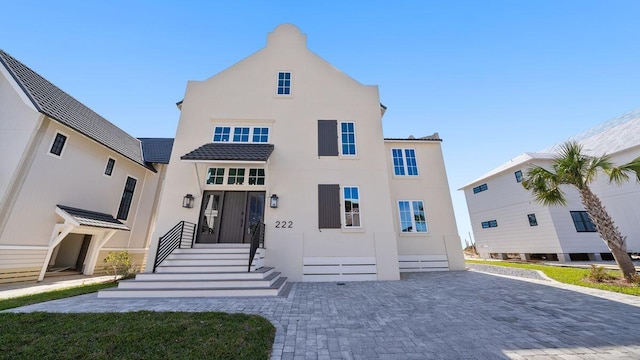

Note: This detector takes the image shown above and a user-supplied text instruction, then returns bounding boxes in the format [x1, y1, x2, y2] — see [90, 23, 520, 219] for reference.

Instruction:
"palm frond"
[522, 165, 567, 206]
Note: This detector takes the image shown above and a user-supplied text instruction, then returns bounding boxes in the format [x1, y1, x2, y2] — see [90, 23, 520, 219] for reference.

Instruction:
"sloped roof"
[56, 205, 129, 230]
[181, 143, 274, 162]
[384, 132, 442, 142]
[541, 108, 640, 156]
[461, 108, 640, 190]
[0, 49, 146, 168]
[139, 138, 174, 164]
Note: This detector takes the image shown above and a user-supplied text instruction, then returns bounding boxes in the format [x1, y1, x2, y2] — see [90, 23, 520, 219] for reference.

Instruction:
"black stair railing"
[153, 221, 196, 272]
[248, 221, 265, 272]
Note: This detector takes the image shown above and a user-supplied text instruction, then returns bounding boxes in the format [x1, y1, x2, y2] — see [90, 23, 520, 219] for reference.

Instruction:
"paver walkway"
[5, 271, 640, 359]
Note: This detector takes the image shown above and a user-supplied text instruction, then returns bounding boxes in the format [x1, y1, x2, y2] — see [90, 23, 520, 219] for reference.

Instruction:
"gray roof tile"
[0, 49, 146, 167]
[139, 138, 174, 164]
[57, 205, 129, 231]
[181, 143, 274, 161]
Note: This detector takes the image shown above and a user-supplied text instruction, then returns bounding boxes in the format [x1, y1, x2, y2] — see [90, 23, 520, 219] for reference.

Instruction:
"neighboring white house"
[147, 24, 464, 283]
[0, 49, 172, 283]
[461, 109, 640, 262]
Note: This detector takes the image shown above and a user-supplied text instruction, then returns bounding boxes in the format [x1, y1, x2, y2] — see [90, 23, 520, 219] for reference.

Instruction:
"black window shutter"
[318, 120, 338, 156]
[318, 184, 341, 229]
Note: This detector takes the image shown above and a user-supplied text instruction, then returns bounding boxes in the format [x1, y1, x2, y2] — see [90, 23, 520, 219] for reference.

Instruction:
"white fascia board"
[181, 160, 267, 164]
[459, 152, 556, 190]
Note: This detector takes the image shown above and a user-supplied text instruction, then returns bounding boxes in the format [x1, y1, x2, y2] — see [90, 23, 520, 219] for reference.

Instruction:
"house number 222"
[275, 221, 293, 229]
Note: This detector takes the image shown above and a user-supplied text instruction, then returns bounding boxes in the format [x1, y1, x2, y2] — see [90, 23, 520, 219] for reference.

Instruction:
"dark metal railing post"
[153, 220, 196, 272]
[248, 221, 265, 272]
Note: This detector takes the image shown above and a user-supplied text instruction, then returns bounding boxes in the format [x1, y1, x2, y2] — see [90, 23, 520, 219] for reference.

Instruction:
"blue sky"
[3, 1, 639, 244]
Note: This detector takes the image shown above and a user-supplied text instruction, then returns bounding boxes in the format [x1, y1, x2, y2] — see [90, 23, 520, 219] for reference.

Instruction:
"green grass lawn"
[466, 260, 640, 296]
[0, 311, 275, 360]
[0, 282, 118, 311]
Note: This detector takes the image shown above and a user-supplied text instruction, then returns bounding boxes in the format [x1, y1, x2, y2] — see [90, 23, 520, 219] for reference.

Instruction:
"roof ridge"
[0, 49, 146, 168]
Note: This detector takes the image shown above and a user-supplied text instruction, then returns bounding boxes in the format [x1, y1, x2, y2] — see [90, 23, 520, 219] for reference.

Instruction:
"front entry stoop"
[98, 244, 288, 298]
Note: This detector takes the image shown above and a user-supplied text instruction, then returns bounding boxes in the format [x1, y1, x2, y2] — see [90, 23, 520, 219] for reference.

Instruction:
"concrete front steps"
[98, 244, 288, 298]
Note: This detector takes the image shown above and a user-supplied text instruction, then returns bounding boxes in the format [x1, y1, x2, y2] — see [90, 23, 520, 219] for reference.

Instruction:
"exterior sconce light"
[182, 194, 194, 208]
[270, 194, 278, 208]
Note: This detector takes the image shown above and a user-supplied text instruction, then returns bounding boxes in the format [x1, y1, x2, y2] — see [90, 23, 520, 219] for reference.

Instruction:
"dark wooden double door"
[196, 191, 265, 244]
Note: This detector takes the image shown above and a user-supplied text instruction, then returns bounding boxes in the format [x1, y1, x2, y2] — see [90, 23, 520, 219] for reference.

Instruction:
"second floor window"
[392, 149, 418, 176]
[50, 133, 67, 156]
[340, 122, 356, 155]
[213, 127, 231, 142]
[277, 72, 291, 95]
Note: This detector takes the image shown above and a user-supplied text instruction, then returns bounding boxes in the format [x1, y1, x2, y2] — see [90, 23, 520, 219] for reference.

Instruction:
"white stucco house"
[0, 49, 172, 283]
[461, 109, 640, 262]
[98, 24, 464, 297]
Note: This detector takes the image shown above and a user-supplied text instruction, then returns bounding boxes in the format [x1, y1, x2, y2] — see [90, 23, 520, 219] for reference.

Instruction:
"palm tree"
[522, 141, 639, 281]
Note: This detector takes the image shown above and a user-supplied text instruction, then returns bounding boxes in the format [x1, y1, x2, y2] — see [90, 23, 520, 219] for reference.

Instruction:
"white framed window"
[398, 200, 428, 233]
[252, 128, 269, 143]
[213, 126, 270, 143]
[227, 168, 245, 185]
[206, 168, 225, 185]
[49, 132, 68, 157]
[277, 71, 291, 95]
[392, 149, 418, 176]
[104, 158, 116, 176]
[343, 186, 361, 227]
[340, 122, 357, 156]
[248, 168, 265, 185]
[233, 127, 250, 142]
[213, 127, 231, 142]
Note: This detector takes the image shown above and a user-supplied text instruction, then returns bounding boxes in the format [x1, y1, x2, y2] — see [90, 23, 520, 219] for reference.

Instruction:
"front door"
[197, 191, 265, 244]
[243, 192, 266, 243]
[197, 191, 222, 243]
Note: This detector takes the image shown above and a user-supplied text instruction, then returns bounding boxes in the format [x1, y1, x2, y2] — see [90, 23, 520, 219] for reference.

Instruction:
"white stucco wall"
[151, 24, 401, 281]
[385, 140, 465, 270]
[0, 65, 42, 212]
[0, 118, 160, 261]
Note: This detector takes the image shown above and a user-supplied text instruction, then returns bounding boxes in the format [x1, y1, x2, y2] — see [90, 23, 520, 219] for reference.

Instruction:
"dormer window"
[277, 72, 291, 95]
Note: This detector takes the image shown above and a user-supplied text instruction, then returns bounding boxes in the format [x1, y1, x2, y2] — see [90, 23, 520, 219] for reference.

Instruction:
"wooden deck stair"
[98, 244, 288, 298]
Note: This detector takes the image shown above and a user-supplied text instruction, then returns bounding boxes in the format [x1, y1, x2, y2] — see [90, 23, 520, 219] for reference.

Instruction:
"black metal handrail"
[248, 221, 265, 272]
[153, 221, 196, 272]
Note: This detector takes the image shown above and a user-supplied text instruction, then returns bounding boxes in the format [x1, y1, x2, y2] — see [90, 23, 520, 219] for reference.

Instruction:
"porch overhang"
[180, 143, 274, 163]
[55, 205, 129, 231]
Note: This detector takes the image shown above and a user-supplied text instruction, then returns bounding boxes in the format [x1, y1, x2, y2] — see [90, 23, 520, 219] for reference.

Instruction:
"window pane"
[207, 168, 225, 185]
[398, 201, 412, 232]
[50, 133, 67, 156]
[340, 122, 356, 155]
[392, 149, 405, 175]
[405, 149, 418, 176]
[343, 186, 360, 227]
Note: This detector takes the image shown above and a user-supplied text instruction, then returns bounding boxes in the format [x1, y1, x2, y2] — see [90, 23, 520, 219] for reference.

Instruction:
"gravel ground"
[466, 263, 549, 281]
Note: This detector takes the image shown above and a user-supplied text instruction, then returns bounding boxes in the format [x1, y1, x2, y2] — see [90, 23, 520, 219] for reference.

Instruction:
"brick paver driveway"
[6, 271, 640, 359]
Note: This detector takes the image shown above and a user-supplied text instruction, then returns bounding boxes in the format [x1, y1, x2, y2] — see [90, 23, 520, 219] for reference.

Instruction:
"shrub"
[587, 265, 617, 282]
[103, 251, 136, 280]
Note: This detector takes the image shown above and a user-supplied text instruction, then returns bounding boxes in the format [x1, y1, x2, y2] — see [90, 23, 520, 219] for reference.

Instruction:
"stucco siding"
[386, 141, 464, 270]
[151, 25, 401, 281]
[0, 120, 150, 250]
[0, 66, 41, 207]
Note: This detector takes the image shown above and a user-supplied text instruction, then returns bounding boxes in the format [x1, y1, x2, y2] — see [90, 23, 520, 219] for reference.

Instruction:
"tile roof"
[181, 143, 275, 162]
[139, 138, 174, 164]
[0, 49, 146, 168]
[384, 132, 442, 142]
[57, 205, 130, 231]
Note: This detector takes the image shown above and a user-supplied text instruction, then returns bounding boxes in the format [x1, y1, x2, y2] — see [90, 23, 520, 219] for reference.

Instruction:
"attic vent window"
[277, 72, 291, 95]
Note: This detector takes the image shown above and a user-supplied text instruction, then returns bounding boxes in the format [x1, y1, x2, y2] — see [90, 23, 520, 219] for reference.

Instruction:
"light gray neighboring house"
[0, 49, 172, 283]
[461, 109, 640, 262]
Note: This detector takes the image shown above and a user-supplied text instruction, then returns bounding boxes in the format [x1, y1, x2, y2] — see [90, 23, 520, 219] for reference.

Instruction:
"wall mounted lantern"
[182, 194, 195, 208]
[270, 194, 279, 208]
